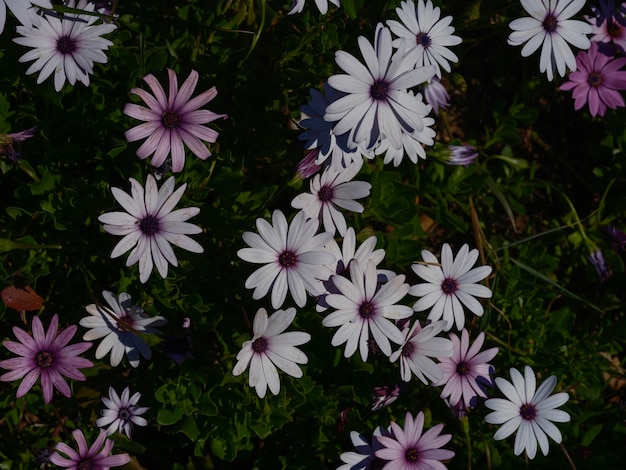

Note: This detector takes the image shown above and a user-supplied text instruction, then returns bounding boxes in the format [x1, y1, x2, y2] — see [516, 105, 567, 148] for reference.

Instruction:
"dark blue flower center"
[359, 301, 376, 319]
[139, 215, 160, 235]
[588, 72, 603, 87]
[56, 36, 76, 54]
[370, 80, 389, 101]
[35, 351, 54, 368]
[520, 403, 537, 420]
[405, 447, 420, 462]
[456, 361, 470, 375]
[543, 14, 558, 33]
[441, 277, 458, 295]
[278, 251, 297, 268]
[252, 337, 267, 353]
[318, 185, 334, 202]
[416, 32, 431, 48]
[161, 111, 180, 128]
[118, 408, 132, 420]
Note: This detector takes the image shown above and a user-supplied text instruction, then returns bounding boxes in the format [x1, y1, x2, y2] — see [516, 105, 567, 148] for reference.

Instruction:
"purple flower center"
[401, 341, 415, 357]
[416, 32, 431, 48]
[608, 20, 623, 38]
[78, 459, 93, 470]
[116, 314, 135, 332]
[139, 215, 160, 235]
[542, 13, 558, 33]
[520, 403, 537, 421]
[278, 251, 297, 268]
[252, 337, 268, 353]
[359, 301, 376, 319]
[119, 407, 132, 420]
[588, 72, 603, 88]
[161, 111, 180, 129]
[441, 277, 458, 295]
[56, 35, 76, 54]
[318, 185, 334, 202]
[456, 361, 470, 375]
[370, 80, 389, 101]
[35, 351, 54, 368]
[405, 447, 420, 462]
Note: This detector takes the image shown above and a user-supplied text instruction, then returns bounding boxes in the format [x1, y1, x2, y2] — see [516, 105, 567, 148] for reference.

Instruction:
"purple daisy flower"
[49, 429, 130, 469]
[432, 329, 499, 409]
[124, 69, 226, 173]
[375, 411, 455, 469]
[0, 314, 92, 403]
[560, 41, 626, 116]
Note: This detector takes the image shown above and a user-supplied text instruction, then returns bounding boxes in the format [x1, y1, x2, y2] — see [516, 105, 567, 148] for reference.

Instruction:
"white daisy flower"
[0, 0, 52, 33]
[389, 319, 452, 384]
[508, 0, 592, 81]
[322, 259, 413, 362]
[96, 386, 149, 438]
[80, 291, 166, 367]
[98, 174, 204, 284]
[316, 227, 386, 312]
[288, 0, 340, 15]
[237, 210, 335, 309]
[325, 23, 436, 151]
[291, 160, 371, 236]
[485, 366, 571, 459]
[13, 0, 117, 92]
[232, 307, 310, 398]
[409, 243, 492, 331]
[338, 427, 387, 470]
[374, 92, 435, 166]
[387, 0, 463, 77]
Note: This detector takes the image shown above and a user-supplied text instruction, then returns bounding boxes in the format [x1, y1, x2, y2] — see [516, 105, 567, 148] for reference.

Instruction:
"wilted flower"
[602, 225, 626, 252]
[423, 77, 450, 114]
[371, 383, 406, 411]
[588, 249, 611, 281]
[447, 145, 478, 166]
[0, 127, 36, 163]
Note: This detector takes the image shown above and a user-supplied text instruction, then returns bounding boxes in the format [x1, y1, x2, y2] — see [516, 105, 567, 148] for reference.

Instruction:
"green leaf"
[157, 407, 183, 425]
[582, 424, 603, 446]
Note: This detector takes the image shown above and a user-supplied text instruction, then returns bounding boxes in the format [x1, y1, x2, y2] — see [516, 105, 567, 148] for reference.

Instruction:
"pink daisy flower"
[49, 429, 130, 469]
[560, 41, 626, 116]
[432, 329, 499, 409]
[375, 411, 454, 469]
[124, 69, 226, 172]
[0, 314, 92, 403]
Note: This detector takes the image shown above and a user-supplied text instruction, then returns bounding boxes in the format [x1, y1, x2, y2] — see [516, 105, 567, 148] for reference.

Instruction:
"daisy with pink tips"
[376, 411, 455, 469]
[50, 429, 130, 469]
[124, 69, 226, 173]
[0, 314, 92, 403]
[433, 329, 499, 409]
[560, 41, 626, 116]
